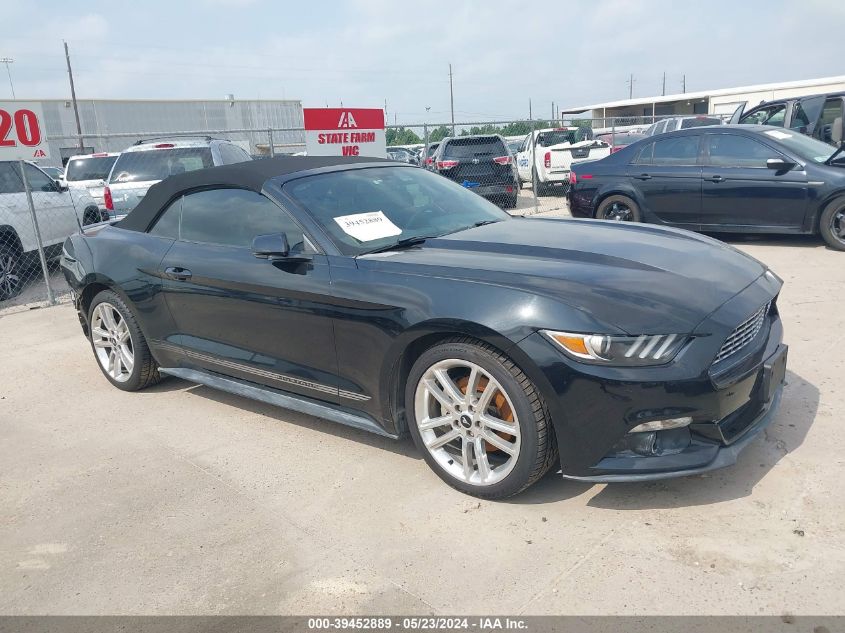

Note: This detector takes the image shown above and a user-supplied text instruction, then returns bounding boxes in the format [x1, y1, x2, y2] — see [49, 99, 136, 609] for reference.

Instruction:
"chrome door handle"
[165, 267, 192, 281]
[705, 175, 724, 183]
[634, 173, 652, 180]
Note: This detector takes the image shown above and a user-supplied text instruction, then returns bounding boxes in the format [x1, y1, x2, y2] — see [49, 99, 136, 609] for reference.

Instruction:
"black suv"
[732, 92, 845, 145]
[431, 135, 519, 208]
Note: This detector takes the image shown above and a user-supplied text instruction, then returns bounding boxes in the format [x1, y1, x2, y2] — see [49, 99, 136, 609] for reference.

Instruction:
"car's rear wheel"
[0, 242, 23, 301]
[406, 337, 557, 499]
[596, 195, 641, 222]
[531, 168, 546, 196]
[88, 290, 161, 391]
[819, 197, 845, 252]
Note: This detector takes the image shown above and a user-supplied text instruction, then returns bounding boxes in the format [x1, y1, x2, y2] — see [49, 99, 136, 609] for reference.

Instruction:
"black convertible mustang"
[61, 156, 787, 498]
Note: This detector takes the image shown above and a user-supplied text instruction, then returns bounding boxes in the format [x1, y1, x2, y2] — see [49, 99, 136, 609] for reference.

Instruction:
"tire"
[503, 192, 518, 209]
[82, 206, 101, 227]
[0, 241, 24, 301]
[406, 337, 558, 499]
[819, 197, 845, 252]
[531, 168, 546, 196]
[88, 289, 161, 391]
[596, 195, 642, 222]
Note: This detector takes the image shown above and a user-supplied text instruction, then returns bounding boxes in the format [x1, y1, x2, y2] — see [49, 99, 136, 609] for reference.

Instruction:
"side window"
[633, 141, 654, 164]
[24, 164, 56, 192]
[148, 197, 182, 238]
[814, 98, 844, 143]
[790, 96, 825, 132]
[651, 136, 700, 165]
[741, 104, 787, 127]
[219, 143, 251, 164]
[706, 134, 780, 168]
[0, 163, 24, 194]
[179, 188, 304, 250]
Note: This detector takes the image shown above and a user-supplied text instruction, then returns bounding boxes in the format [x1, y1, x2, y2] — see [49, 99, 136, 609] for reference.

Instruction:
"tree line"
[386, 120, 591, 146]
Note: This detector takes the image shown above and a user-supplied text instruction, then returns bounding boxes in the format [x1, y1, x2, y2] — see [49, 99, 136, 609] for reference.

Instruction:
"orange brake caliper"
[456, 375, 515, 453]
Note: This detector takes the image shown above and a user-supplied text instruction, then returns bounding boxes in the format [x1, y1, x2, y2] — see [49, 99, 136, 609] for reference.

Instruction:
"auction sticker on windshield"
[334, 211, 402, 242]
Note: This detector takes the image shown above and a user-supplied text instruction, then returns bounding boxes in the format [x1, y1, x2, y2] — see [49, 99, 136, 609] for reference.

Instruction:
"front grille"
[713, 301, 771, 364]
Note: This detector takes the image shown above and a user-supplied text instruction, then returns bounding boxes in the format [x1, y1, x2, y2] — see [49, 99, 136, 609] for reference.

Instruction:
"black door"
[626, 135, 703, 226]
[154, 187, 344, 403]
[700, 133, 808, 229]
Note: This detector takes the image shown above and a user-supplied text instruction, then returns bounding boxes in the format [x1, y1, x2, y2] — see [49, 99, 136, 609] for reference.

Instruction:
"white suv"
[64, 152, 119, 211]
[104, 137, 252, 218]
[0, 161, 99, 301]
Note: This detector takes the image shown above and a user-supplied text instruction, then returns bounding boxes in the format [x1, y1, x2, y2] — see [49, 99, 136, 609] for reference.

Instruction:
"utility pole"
[662, 72, 666, 96]
[529, 98, 532, 121]
[682, 74, 686, 94]
[63, 41, 84, 151]
[0, 57, 14, 99]
[448, 63, 455, 135]
[627, 73, 635, 99]
[552, 101, 555, 121]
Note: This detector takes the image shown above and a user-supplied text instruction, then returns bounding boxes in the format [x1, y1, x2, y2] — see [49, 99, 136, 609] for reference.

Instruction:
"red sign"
[304, 108, 385, 131]
[303, 108, 386, 158]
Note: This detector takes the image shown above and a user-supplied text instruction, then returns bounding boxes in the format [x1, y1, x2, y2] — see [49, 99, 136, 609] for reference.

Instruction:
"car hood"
[358, 218, 768, 335]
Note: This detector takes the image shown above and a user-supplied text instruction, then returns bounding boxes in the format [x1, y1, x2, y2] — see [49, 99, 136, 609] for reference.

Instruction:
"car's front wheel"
[406, 337, 558, 499]
[88, 289, 161, 391]
[819, 197, 845, 252]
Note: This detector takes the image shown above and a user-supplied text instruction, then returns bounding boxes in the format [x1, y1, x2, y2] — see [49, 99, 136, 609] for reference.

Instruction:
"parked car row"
[568, 125, 845, 250]
[1, 137, 253, 302]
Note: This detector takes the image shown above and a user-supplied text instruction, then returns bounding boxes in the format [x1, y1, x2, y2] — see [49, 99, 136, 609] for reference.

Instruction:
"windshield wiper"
[361, 234, 441, 255]
[472, 220, 500, 228]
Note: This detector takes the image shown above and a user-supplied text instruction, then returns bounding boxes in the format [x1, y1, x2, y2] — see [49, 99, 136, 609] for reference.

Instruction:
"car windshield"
[109, 147, 213, 183]
[762, 129, 837, 164]
[283, 166, 510, 256]
[536, 130, 578, 147]
[66, 155, 118, 181]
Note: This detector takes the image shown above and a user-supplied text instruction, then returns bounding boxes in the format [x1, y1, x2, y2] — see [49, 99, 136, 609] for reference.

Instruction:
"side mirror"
[766, 158, 795, 171]
[251, 232, 310, 262]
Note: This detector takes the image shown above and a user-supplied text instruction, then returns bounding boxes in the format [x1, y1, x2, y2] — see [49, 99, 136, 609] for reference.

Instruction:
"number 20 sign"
[0, 102, 51, 161]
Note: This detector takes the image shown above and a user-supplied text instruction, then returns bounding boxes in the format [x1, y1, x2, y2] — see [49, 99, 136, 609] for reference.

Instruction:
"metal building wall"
[31, 98, 303, 165]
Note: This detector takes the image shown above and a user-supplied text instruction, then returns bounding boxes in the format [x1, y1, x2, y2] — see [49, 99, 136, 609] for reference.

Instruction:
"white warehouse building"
[562, 75, 845, 124]
[7, 97, 305, 166]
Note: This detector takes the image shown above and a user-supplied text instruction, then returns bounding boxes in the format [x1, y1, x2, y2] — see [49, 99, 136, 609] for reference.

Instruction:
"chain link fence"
[0, 113, 731, 314]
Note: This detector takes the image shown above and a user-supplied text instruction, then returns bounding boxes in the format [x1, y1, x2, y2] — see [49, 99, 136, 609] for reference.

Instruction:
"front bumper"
[561, 358, 784, 482]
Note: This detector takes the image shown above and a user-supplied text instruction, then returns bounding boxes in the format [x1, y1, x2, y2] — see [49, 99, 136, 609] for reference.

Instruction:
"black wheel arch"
[379, 319, 526, 437]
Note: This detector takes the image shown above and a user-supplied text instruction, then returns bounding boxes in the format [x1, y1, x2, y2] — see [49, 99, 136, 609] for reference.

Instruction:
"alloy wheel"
[603, 201, 633, 221]
[0, 251, 22, 300]
[91, 302, 134, 382]
[414, 359, 520, 486]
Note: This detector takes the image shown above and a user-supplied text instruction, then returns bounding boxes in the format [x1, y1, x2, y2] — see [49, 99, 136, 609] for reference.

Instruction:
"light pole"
[0, 57, 14, 99]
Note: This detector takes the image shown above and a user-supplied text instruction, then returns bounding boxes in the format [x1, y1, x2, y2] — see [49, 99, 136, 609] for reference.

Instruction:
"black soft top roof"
[117, 155, 390, 232]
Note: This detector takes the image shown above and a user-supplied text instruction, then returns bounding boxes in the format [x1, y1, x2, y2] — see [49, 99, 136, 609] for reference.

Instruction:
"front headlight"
[542, 330, 689, 366]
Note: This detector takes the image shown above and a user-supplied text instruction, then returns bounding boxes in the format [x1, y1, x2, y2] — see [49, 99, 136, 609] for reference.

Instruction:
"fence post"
[19, 160, 55, 306]
[268, 129, 275, 157]
[530, 119, 538, 214]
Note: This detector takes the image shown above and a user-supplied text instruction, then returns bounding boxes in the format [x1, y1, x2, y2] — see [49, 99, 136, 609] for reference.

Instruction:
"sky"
[2, 0, 844, 125]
